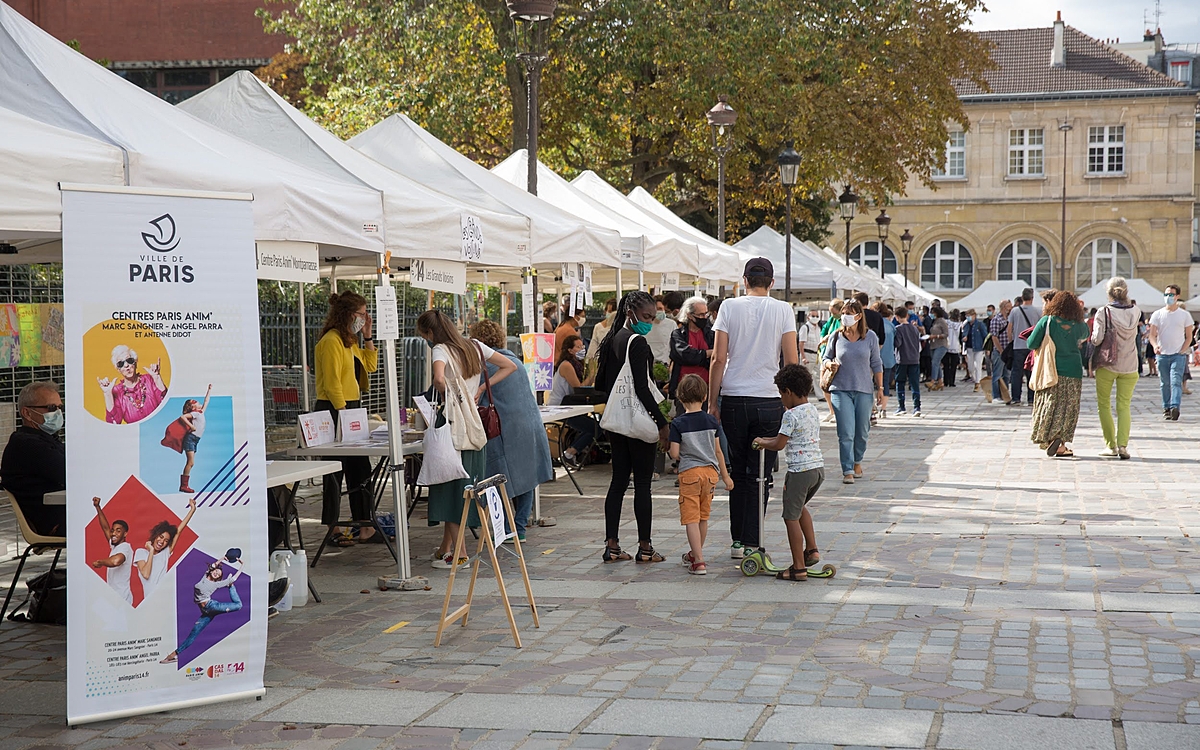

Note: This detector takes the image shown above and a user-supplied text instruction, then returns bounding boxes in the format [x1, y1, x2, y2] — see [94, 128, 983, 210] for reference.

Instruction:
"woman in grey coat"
[1089, 277, 1142, 459]
[470, 320, 554, 539]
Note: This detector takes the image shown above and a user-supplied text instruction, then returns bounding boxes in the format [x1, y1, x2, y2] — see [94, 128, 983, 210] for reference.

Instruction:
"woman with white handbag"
[595, 291, 669, 564]
[416, 310, 517, 569]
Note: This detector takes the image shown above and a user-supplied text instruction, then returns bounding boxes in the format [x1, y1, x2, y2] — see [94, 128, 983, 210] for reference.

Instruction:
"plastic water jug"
[276, 583, 293, 611]
[290, 550, 308, 607]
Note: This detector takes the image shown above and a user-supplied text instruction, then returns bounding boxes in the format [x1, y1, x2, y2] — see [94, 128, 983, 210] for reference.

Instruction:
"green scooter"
[739, 447, 835, 579]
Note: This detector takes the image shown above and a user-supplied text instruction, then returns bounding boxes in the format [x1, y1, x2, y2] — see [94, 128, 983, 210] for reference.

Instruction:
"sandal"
[776, 565, 807, 581]
[1054, 448, 1074, 458]
[333, 531, 356, 548]
[635, 546, 665, 563]
[804, 549, 821, 568]
[1046, 438, 1062, 457]
[602, 544, 632, 563]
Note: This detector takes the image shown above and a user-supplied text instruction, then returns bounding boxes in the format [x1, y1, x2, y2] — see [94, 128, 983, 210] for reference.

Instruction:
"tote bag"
[442, 349, 488, 451]
[415, 393, 468, 486]
[599, 334, 663, 443]
[1030, 321, 1059, 391]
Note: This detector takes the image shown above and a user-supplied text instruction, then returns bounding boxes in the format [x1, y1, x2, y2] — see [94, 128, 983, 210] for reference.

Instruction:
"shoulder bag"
[442, 350, 488, 451]
[1092, 308, 1118, 369]
[820, 332, 840, 391]
[1030, 318, 1059, 391]
[599, 334, 663, 443]
[414, 391, 469, 486]
[474, 341, 502, 440]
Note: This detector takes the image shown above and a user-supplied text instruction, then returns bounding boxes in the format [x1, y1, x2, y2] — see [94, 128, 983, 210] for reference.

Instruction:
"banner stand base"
[378, 575, 430, 591]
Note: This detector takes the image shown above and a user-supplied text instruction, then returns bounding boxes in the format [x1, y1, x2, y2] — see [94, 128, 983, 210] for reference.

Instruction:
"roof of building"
[955, 25, 1187, 97]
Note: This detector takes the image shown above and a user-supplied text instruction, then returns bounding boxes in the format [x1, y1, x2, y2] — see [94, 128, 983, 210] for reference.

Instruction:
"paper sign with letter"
[338, 407, 370, 443]
[484, 486, 508, 547]
[410, 257, 466, 295]
[298, 410, 336, 447]
[373, 284, 399, 341]
[662, 272, 680, 290]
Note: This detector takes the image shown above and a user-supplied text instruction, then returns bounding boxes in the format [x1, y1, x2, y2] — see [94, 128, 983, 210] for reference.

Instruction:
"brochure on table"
[62, 185, 267, 725]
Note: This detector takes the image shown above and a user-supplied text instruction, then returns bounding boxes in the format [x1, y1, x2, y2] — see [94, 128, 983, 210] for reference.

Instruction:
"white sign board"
[583, 264, 594, 307]
[373, 284, 399, 341]
[620, 243, 644, 271]
[298, 410, 336, 447]
[62, 186, 267, 725]
[521, 277, 535, 331]
[255, 240, 319, 283]
[338, 407, 370, 444]
[460, 214, 484, 262]
[662, 272, 681, 290]
[410, 257, 466, 295]
[483, 486, 508, 547]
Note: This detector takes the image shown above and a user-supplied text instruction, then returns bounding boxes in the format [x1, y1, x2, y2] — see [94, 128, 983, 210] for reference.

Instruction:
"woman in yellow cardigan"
[314, 291, 379, 545]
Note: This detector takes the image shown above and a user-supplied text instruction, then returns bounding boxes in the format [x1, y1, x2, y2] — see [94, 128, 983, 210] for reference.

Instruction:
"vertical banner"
[520, 332, 555, 392]
[61, 186, 266, 725]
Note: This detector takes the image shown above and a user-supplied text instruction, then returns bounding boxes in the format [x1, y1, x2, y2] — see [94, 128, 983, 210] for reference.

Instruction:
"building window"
[920, 240, 974, 291]
[997, 240, 1053, 290]
[1169, 60, 1192, 82]
[1075, 239, 1133, 290]
[933, 131, 965, 177]
[1087, 125, 1124, 174]
[850, 242, 898, 275]
[1008, 128, 1044, 175]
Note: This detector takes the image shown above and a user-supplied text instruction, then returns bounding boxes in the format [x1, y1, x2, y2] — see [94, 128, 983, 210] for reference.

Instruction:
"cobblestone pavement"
[2, 377, 1199, 749]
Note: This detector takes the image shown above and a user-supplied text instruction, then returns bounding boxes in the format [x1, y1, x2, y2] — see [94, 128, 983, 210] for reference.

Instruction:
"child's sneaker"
[688, 561, 707, 575]
[730, 542, 745, 559]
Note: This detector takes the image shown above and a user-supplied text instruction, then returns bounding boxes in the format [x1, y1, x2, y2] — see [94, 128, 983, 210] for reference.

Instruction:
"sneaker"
[561, 453, 582, 470]
[730, 542, 745, 559]
[431, 554, 470, 570]
[1098, 447, 1119, 459]
[688, 561, 707, 575]
[502, 534, 527, 545]
[1118, 446, 1130, 460]
[1171, 407, 1181, 421]
[913, 410, 922, 417]
[894, 408, 907, 416]
[842, 474, 855, 484]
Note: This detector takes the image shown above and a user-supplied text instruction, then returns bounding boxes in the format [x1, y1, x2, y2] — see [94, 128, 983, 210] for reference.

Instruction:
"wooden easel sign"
[435, 474, 539, 648]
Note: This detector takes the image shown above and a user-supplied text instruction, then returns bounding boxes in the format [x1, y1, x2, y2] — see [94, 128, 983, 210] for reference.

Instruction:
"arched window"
[849, 242, 898, 275]
[1075, 239, 1133, 290]
[997, 240, 1053, 290]
[920, 240, 974, 291]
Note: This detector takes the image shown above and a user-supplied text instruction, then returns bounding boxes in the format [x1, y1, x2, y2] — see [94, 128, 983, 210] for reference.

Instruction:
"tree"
[260, 0, 992, 242]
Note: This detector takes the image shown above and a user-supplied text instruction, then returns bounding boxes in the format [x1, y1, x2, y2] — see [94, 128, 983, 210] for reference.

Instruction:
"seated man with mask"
[1, 381, 66, 535]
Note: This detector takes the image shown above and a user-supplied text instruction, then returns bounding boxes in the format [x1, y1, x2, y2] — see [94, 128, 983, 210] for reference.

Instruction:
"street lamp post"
[507, 0, 557, 197]
[1058, 119, 1073, 291]
[706, 95, 737, 242]
[838, 185, 858, 267]
[777, 141, 801, 300]
[900, 229, 914, 289]
[874, 209, 891, 279]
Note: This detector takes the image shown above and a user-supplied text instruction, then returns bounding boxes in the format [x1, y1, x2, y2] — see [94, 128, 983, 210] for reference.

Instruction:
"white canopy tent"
[951, 280, 1036, 312]
[806, 242, 896, 299]
[732, 226, 839, 292]
[349, 115, 621, 271]
[1079, 278, 1164, 308]
[887, 274, 939, 305]
[0, 3, 385, 261]
[178, 72, 532, 271]
[569, 170, 742, 285]
[624, 186, 750, 284]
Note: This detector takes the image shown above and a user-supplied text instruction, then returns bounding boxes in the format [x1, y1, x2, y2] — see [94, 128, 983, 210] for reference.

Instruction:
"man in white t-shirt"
[90, 496, 133, 605]
[134, 496, 198, 600]
[709, 257, 798, 559]
[1149, 283, 1195, 421]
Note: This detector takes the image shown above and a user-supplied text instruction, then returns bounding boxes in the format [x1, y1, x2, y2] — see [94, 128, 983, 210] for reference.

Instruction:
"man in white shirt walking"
[709, 258, 798, 559]
[1149, 284, 1194, 421]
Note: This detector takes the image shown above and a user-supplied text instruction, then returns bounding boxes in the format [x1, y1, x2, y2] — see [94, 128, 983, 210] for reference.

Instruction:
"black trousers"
[943, 352, 960, 386]
[315, 399, 374, 526]
[720, 396, 784, 548]
[604, 431, 656, 543]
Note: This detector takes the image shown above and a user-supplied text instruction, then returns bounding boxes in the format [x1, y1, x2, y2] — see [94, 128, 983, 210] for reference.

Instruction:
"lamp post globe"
[707, 95, 737, 243]
[505, 0, 557, 20]
[899, 228, 914, 289]
[777, 141, 801, 300]
[874, 209, 891, 279]
[838, 185, 857, 267]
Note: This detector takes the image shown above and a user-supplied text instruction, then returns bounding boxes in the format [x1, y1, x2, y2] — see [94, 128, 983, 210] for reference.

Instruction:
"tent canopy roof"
[1079, 277, 1164, 308]
[949, 280, 1037, 312]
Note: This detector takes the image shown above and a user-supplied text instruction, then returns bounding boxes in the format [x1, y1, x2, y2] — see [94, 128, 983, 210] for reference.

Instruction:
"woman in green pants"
[1090, 277, 1142, 459]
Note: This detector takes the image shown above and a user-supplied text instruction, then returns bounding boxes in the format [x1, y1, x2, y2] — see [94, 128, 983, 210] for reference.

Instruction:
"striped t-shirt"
[669, 410, 720, 473]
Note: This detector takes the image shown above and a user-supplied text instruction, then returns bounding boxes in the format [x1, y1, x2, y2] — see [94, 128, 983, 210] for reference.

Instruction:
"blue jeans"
[882, 366, 895, 397]
[564, 415, 597, 454]
[895, 364, 921, 411]
[830, 391, 873, 476]
[930, 347, 946, 382]
[1157, 353, 1187, 410]
[990, 350, 1008, 400]
[506, 489, 534, 538]
[178, 584, 242, 654]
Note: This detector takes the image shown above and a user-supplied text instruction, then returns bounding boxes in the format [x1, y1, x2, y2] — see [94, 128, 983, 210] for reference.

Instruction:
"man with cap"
[708, 257, 799, 560]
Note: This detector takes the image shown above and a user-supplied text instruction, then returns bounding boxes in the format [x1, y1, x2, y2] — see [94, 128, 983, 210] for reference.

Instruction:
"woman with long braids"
[594, 291, 668, 563]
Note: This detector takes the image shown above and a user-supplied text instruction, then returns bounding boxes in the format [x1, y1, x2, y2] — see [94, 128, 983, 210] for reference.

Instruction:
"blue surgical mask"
[39, 410, 63, 434]
[655, 311, 666, 322]
[574, 349, 586, 360]
[1165, 294, 1177, 305]
[630, 320, 653, 335]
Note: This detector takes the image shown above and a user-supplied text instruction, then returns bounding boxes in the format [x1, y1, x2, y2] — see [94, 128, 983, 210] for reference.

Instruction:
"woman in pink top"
[98, 344, 167, 424]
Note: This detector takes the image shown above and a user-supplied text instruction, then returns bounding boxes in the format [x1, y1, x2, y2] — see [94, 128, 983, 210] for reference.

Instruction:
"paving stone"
[583, 700, 763, 741]
[936, 713, 1115, 750]
[756, 706, 934, 748]
[417, 695, 603, 732]
[263, 689, 452, 726]
[1124, 722, 1200, 750]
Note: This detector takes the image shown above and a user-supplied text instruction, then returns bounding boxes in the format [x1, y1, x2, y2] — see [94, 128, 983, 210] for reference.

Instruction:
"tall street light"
[900, 229, 914, 289]
[507, 0, 557, 196]
[706, 95, 737, 242]
[1058, 118, 1073, 291]
[838, 185, 857, 267]
[777, 141, 801, 300]
[874, 209, 891, 279]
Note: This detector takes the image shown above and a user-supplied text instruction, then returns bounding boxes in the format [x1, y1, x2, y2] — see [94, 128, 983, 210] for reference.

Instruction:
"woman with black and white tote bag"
[595, 291, 668, 564]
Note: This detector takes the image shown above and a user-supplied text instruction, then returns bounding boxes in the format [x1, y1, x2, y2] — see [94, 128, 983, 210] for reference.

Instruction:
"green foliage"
[261, 0, 993, 241]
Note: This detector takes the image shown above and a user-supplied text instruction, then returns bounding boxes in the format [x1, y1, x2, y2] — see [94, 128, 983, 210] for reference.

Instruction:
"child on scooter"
[753, 365, 824, 581]
[668, 374, 733, 576]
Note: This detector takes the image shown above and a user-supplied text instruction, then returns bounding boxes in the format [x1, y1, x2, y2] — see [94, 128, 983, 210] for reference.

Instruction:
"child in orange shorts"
[668, 374, 733, 575]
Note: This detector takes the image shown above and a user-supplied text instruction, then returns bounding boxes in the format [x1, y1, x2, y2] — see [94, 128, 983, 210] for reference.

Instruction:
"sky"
[970, 1, 1200, 45]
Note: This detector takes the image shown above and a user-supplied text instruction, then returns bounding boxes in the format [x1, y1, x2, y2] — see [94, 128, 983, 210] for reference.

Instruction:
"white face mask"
[38, 409, 64, 434]
[351, 316, 366, 334]
[841, 314, 859, 328]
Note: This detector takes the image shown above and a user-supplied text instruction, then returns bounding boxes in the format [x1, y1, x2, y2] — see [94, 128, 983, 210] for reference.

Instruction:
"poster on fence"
[61, 185, 267, 725]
